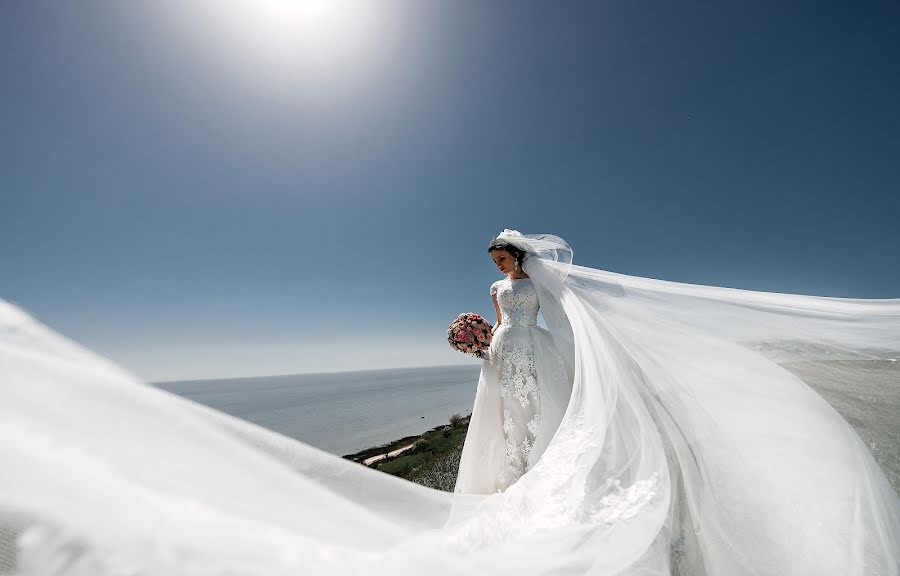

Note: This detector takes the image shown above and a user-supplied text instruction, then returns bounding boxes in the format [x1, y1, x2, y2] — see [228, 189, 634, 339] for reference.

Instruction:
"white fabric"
[1, 228, 899, 575]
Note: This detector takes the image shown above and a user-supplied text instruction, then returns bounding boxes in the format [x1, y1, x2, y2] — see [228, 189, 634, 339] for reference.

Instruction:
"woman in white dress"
[454, 237, 573, 493]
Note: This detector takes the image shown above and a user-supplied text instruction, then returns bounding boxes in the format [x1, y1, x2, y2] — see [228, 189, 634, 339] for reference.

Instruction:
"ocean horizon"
[153, 364, 481, 456]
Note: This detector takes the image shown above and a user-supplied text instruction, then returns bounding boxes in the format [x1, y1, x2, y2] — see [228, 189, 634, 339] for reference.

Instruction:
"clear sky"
[2, 1, 898, 382]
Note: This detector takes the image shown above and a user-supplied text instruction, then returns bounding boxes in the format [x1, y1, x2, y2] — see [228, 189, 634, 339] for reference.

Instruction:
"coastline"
[342, 413, 471, 491]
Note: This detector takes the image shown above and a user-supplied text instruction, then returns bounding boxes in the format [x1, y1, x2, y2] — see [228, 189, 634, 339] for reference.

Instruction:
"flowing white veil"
[1, 229, 899, 575]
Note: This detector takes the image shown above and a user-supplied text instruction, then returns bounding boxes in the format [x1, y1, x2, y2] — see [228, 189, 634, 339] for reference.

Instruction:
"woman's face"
[490, 249, 516, 275]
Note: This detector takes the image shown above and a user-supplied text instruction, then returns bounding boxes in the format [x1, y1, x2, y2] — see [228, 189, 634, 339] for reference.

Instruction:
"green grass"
[344, 413, 471, 492]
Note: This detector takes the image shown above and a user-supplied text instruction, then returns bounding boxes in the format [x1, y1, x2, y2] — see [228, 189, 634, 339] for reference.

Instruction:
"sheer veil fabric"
[1, 229, 899, 575]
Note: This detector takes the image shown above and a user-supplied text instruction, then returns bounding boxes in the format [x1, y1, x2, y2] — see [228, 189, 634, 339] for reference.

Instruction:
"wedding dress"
[454, 276, 573, 494]
[1, 229, 899, 575]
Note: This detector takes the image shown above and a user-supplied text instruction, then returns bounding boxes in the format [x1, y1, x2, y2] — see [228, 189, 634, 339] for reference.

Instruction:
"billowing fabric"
[1, 229, 899, 575]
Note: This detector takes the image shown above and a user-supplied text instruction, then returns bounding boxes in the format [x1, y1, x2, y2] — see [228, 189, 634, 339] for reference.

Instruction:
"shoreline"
[363, 443, 417, 466]
[341, 414, 471, 491]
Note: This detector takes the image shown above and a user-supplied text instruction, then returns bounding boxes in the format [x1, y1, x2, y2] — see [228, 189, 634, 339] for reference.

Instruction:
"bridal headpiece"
[495, 229, 528, 255]
[495, 229, 575, 278]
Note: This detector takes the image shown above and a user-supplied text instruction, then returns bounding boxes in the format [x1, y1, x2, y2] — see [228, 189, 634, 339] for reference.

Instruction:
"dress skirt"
[455, 323, 573, 494]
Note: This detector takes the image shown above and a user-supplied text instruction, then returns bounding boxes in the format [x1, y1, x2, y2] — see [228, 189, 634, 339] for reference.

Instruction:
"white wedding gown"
[1, 229, 899, 575]
[455, 277, 573, 494]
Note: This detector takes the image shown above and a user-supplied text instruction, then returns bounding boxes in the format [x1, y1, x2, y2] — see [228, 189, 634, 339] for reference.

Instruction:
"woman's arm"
[492, 293, 502, 330]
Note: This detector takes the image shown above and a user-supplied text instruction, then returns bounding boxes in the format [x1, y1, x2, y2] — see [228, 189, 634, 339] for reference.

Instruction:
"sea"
[153, 364, 481, 456]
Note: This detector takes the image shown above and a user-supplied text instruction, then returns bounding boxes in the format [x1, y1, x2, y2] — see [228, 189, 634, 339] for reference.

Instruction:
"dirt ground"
[780, 358, 900, 495]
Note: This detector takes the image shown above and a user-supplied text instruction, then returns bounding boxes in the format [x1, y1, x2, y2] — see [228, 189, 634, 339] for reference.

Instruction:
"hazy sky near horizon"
[2, 1, 899, 381]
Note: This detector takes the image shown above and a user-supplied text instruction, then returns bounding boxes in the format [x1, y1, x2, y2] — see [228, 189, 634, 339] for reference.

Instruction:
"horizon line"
[150, 362, 480, 385]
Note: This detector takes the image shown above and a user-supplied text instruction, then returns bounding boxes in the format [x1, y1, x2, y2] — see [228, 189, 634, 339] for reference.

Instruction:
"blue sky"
[2, 1, 898, 381]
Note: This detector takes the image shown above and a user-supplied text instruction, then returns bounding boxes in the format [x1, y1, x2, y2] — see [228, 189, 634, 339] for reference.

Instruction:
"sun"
[228, 0, 381, 70]
[168, 0, 392, 90]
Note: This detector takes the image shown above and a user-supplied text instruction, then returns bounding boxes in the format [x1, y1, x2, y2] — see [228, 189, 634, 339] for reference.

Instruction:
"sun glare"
[171, 0, 391, 90]
[233, 0, 379, 68]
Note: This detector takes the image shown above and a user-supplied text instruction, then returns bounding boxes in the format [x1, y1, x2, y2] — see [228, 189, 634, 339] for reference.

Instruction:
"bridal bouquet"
[447, 313, 493, 358]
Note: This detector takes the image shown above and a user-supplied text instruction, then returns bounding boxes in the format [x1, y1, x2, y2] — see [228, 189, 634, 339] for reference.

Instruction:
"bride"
[454, 236, 574, 494]
[1, 228, 898, 575]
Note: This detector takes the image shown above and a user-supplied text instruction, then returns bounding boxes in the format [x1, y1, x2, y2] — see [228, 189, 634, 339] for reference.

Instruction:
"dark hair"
[487, 238, 528, 269]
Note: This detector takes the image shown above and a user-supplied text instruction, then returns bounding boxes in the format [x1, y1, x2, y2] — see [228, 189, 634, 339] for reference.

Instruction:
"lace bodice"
[490, 278, 539, 327]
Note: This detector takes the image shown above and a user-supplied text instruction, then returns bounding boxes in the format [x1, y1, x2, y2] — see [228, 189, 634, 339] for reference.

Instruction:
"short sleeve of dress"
[490, 280, 500, 296]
